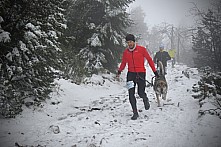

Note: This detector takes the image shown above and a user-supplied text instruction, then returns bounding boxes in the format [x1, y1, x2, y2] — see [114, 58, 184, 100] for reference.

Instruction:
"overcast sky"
[128, 0, 214, 27]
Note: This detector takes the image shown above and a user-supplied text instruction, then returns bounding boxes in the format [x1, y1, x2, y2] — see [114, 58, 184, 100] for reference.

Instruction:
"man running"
[117, 34, 159, 120]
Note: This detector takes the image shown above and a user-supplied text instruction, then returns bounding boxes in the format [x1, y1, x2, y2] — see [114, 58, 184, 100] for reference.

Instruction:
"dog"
[153, 61, 168, 107]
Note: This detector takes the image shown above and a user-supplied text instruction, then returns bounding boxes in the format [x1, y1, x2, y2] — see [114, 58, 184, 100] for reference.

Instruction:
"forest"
[0, 0, 221, 118]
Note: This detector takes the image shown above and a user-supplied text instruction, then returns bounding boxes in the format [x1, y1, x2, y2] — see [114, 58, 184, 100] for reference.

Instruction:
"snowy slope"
[0, 63, 221, 147]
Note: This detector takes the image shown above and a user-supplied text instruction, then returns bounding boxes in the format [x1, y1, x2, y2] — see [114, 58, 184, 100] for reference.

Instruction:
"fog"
[129, 0, 213, 27]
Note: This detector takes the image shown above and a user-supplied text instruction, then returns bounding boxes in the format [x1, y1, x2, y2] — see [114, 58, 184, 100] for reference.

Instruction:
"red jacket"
[119, 45, 156, 73]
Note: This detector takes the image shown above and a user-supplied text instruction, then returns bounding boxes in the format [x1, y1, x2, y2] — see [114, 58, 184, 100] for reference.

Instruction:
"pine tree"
[62, 0, 135, 83]
[147, 26, 164, 53]
[126, 6, 149, 46]
[0, 0, 67, 117]
[192, 3, 221, 70]
[192, 26, 213, 68]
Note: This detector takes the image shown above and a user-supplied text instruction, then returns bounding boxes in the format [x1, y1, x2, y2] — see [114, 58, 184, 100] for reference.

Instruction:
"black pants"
[127, 72, 148, 112]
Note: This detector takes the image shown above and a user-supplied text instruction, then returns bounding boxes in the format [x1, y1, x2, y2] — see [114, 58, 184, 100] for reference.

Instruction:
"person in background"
[168, 48, 176, 68]
[117, 34, 159, 120]
[153, 44, 171, 74]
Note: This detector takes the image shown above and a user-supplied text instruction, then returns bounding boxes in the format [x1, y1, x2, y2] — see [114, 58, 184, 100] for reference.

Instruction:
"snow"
[0, 31, 10, 43]
[0, 16, 3, 23]
[0, 63, 221, 147]
[0, 16, 11, 43]
[88, 33, 102, 47]
[25, 31, 38, 41]
[48, 31, 58, 39]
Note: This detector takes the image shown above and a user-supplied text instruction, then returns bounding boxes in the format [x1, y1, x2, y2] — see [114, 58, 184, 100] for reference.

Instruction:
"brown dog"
[153, 61, 168, 107]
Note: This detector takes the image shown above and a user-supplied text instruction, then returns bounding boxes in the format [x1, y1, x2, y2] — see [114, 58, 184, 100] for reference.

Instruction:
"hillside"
[0, 63, 221, 147]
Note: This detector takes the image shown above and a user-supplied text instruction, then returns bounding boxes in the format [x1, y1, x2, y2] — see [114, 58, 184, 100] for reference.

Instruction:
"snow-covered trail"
[144, 65, 221, 147]
[0, 63, 221, 147]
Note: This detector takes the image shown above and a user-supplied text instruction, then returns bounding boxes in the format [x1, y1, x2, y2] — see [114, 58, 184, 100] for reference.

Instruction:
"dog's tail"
[157, 61, 165, 76]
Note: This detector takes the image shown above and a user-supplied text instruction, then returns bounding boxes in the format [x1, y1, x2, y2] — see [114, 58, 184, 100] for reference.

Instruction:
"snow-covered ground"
[0, 63, 221, 147]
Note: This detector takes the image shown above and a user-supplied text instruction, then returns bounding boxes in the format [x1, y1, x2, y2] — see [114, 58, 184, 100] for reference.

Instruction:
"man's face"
[160, 47, 164, 52]
[127, 40, 135, 49]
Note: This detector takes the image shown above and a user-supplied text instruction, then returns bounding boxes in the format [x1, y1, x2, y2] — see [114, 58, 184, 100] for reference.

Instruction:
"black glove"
[154, 71, 159, 78]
